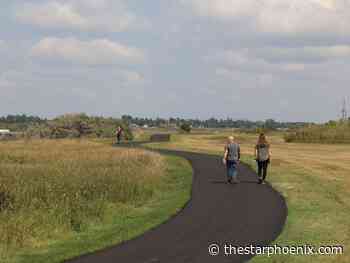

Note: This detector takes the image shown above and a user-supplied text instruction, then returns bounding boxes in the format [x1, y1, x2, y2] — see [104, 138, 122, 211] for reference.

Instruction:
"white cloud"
[0, 79, 15, 88]
[0, 70, 17, 89]
[208, 49, 278, 74]
[209, 49, 308, 77]
[0, 40, 6, 52]
[31, 37, 145, 65]
[120, 71, 144, 84]
[302, 46, 350, 58]
[215, 67, 277, 90]
[209, 44, 350, 85]
[282, 63, 306, 72]
[15, 0, 144, 32]
[254, 46, 350, 63]
[209, 45, 350, 70]
[181, 0, 350, 35]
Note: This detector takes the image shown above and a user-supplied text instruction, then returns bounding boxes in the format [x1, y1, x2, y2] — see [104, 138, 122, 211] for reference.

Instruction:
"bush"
[22, 114, 133, 140]
[180, 123, 191, 133]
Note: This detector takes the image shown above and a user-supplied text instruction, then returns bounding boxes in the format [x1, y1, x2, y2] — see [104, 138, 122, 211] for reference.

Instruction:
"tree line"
[121, 115, 309, 130]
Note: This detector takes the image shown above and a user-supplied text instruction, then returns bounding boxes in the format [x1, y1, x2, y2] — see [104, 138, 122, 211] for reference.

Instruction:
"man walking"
[223, 136, 241, 184]
[116, 126, 123, 144]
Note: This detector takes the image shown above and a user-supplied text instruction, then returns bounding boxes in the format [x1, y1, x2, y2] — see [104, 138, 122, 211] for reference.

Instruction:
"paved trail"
[66, 147, 287, 263]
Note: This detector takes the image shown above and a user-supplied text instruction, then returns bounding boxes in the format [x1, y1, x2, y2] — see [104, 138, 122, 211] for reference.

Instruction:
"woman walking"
[223, 136, 241, 184]
[255, 133, 271, 184]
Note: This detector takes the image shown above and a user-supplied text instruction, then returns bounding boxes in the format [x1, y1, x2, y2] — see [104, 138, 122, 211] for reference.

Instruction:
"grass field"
[284, 121, 350, 144]
[146, 131, 349, 262]
[0, 139, 193, 263]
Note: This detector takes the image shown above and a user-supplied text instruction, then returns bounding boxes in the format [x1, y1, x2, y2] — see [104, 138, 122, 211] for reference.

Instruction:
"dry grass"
[149, 132, 350, 186]
[0, 139, 165, 258]
[284, 122, 350, 144]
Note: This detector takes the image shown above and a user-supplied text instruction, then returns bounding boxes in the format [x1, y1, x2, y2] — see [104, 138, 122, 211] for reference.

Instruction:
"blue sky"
[1, 0, 350, 122]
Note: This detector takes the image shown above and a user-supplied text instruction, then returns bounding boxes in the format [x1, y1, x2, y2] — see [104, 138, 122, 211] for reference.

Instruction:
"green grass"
[0, 140, 193, 263]
[246, 155, 347, 263]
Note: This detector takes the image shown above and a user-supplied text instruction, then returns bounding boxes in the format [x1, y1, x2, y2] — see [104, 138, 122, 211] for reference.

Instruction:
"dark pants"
[257, 159, 270, 180]
[117, 135, 121, 144]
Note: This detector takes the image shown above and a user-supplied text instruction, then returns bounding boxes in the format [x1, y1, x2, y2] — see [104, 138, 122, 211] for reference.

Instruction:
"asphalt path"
[66, 143, 287, 263]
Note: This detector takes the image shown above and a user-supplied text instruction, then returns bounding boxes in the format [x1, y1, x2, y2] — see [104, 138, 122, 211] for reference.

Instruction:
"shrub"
[180, 123, 191, 133]
[21, 114, 133, 140]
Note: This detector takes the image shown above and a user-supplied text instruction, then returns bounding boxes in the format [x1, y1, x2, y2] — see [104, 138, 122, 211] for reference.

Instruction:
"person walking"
[116, 126, 123, 144]
[255, 133, 271, 184]
[223, 136, 241, 184]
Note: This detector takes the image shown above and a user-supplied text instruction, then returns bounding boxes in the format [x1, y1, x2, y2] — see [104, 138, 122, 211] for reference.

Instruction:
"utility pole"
[341, 97, 348, 121]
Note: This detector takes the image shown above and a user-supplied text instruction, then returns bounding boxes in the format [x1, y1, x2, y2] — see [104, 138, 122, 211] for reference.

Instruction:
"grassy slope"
[145, 132, 348, 262]
[0, 142, 192, 263]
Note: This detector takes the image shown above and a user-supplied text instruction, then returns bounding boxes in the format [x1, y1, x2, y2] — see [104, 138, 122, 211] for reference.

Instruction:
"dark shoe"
[258, 178, 263, 184]
[227, 178, 232, 184]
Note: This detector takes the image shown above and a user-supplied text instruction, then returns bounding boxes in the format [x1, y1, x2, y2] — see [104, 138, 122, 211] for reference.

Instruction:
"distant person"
[116, 126, 123, 144]
[223, 136, 241, 184]
[255, 133, 271, 184]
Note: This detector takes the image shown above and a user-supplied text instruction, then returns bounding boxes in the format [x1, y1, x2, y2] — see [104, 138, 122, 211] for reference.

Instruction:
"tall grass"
[284, 121, 350, 143]
[0, 139, 165, 255]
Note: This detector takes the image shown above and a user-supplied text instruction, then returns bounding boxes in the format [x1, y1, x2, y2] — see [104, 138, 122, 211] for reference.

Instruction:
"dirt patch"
[271, 158, 290, 166]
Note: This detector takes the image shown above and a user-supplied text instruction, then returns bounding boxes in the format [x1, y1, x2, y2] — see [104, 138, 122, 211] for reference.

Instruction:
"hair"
[227, 136, 235, 143]
[257, 133, 269, 145]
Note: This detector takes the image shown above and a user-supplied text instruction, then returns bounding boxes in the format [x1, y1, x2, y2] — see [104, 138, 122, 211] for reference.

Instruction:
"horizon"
[1, 1, 350, 122]
[0, 112, 320, 124]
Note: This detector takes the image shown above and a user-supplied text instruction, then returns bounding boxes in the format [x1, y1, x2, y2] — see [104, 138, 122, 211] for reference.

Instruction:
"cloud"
[0, 40, 6, 52]
[0, 72, 17, 89]
[208, 49, 309, 82]
[209, 44, 350, 87]
[0, 78, 15, 88]
[0, 64, 148, 114]
[15, 0, 145, 32]
[253, 46, 350, 63]
[208, 45, 350, 73]
[119, 71, 144, 84]
[181, 0, 350, 35]
[215, 67, 277, 90]
[207, 49, 292, 75]
[282, 63, 306, 72]
[31, 37, 145, 65]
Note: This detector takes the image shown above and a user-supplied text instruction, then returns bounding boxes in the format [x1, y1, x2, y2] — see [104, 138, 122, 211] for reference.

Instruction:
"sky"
[1, 0, 350, 122]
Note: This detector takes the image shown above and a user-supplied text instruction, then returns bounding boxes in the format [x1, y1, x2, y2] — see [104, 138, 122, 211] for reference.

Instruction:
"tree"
[180, 123, 191, 133]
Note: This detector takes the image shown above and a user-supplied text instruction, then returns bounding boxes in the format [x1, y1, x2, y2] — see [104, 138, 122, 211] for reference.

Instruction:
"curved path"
[66, 145, 287, 263]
